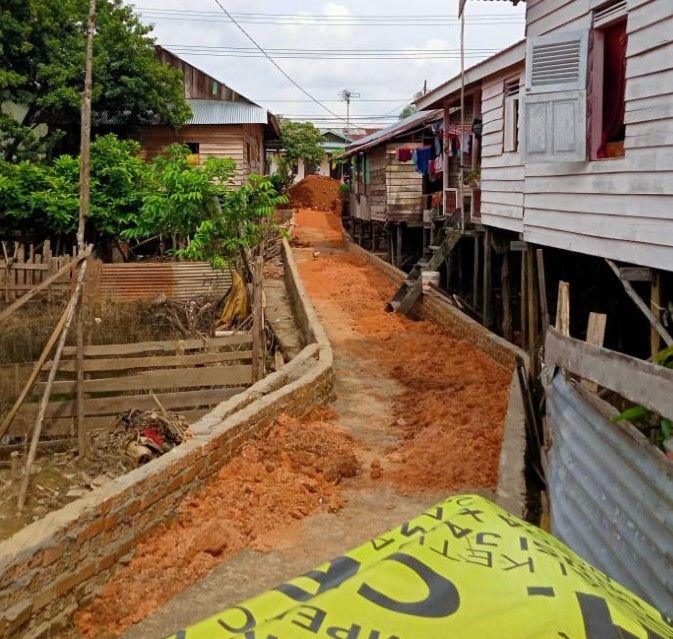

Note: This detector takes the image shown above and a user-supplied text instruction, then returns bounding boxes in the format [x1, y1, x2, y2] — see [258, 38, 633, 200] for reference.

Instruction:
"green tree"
[182, 174, 288, 270]
[0, 0, 191, 160]
[124, 144, 237, 243]
[275, 120, 325, 188]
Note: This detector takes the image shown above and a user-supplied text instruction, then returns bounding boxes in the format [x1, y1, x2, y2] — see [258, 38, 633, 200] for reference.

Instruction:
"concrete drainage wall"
[0, 240, 333, 639]
[346, 241, 528, 518]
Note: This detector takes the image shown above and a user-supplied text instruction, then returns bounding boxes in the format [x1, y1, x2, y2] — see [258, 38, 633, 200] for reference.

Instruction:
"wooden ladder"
[386, 228, 462, 315]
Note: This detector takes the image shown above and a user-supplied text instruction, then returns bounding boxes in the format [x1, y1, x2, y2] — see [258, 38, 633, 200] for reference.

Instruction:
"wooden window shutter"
[504, 79, 520, 153]
[522, 31, 589, 163]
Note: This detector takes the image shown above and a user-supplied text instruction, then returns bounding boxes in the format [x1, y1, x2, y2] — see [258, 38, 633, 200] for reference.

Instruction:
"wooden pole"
[482, 228, 492, 328]
[472, 234, 479, 309]
[396, 224, 402, 268]
[536, 248, 550, 332]
[18, 261, 88, 512]
[651, 272, 662, 357]
[520, 250, 528, 347]
[76, 0, 96, 458]
[501, 250, 513, 342]
[251, 256, 265, 383]
[605, 259, 673, 346]
[0, 300, 75, 440]
[526, 247, 537, 356]
[459, 8, 466, 231]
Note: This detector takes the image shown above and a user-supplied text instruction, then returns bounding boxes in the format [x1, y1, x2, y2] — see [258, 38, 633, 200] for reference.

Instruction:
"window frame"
[503, 77, 521, 154]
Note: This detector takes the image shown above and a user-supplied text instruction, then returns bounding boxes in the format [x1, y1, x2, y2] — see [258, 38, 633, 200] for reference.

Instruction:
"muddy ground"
[69, 200, 511, 638]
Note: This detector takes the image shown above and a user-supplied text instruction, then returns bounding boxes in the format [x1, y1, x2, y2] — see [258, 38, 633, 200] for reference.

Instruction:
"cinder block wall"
[0, 241, 334, 638]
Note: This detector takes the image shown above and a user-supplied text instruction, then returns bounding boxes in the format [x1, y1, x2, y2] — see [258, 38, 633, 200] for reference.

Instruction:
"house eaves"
[414, 40, 526, 111]
[339, 109, 443, 159]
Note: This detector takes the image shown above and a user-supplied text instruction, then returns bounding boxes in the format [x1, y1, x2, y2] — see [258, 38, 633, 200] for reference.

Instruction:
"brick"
[41, 543, 66, 567]
[77, 517, 105, 543]
[3, 599, 32, 636]
[33, 582, 57, 612]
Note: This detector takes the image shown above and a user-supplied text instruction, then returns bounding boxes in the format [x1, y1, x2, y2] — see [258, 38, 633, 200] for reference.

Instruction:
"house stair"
[386, 227, 462, 314]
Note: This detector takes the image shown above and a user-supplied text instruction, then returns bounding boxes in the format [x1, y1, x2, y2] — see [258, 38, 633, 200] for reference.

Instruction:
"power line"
[137, 8, 524, 26]
[208, 0, 347, 124]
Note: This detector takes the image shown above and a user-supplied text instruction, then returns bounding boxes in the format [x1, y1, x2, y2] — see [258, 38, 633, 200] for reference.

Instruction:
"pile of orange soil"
[289, 175, 341, 211]
[295, 242, 510, 493]
[75, 409, 359, 638]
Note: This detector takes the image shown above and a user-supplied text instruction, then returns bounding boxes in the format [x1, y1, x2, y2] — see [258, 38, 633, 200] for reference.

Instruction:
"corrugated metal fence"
[547, 373, 673, 617]
[100, 262, 232, 302]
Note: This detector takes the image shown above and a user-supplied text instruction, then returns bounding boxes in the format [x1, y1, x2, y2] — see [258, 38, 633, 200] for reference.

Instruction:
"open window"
[590, 1, 627, 159]
[503, 78, 520, 153]
[521, 30, 589, 163]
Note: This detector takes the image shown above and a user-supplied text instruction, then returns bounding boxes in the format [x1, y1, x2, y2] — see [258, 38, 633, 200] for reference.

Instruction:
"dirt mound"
[289, 175, 341, 211]
[75, 409, 360, 638]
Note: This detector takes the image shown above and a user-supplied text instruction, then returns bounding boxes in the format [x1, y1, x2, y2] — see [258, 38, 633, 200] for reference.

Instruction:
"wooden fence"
[0, 241, 77, 302]
[2, 333, 253, 437]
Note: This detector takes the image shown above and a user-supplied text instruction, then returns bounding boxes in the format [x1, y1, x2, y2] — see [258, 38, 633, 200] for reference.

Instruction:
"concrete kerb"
[345, 240, 528, 518]
[0, 240, 334, 638]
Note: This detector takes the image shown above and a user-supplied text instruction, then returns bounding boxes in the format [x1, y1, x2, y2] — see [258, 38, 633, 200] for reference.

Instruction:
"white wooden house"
[519, 0, 673, 272]
[413, 0, 672, 354]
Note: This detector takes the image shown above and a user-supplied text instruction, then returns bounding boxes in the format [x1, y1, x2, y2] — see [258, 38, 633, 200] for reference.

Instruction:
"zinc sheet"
[100, 262, 232, 302]
[547, 373, 673, 618]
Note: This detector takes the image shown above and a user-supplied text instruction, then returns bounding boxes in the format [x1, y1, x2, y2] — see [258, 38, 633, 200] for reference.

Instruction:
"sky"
[128, 0, 526, 130]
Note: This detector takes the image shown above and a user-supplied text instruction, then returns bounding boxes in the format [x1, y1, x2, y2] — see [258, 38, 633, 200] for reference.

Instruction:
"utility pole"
[339, 89, 360, 136]
[76, 0, 96, 458]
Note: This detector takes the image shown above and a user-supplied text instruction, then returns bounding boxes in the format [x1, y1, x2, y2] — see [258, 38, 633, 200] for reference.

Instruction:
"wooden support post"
[396, 224, 402, 268]
[501, 250, 513, 342]
[482, 229, 492, 328]
[536, 248, 550, 332]
[251, 256, 265, 383]
[520, 251, 527, 347]
[472, 234, 479, 309]
[605, 259, 673, 346]
[651, 272, 662, 357]
[526, 247, 537, 356]
[581, 312, 607, 392]
[18, 261, 87, 512]
[555, 281, 570, 336]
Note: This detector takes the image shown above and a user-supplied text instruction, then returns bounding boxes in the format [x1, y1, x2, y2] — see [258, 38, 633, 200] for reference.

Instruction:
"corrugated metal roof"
[187, 100, 271, 126]
[340, 109, 442, 158]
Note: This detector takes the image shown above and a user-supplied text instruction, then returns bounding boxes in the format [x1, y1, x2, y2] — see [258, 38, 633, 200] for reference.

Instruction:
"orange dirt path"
[293, 208, 510, 492]
[75, 411, 359, 638]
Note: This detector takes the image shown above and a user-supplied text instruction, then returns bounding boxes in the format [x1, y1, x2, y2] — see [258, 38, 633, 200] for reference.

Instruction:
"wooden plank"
[545, 327, 673, 418]
[651, 273, 662, 358]
[34, 365, 253, 395]
[619, 266, 654, 282]
[581, 312, 607, 392]
[16, 387, 247, 421]
[44, 350, 253, 373]
[555, 281, 570, 337]
[60, 334, 252, 358]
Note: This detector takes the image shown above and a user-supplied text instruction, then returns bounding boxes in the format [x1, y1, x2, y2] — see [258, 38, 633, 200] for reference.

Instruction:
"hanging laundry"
[434, 135, 442, 157]
[414, 146, 432, 175]
[397, 147, 412, 162]
[461, 133, 472, 154]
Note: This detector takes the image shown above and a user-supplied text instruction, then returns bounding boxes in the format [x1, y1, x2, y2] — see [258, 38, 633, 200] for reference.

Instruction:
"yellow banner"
[168, 495, 673, 639]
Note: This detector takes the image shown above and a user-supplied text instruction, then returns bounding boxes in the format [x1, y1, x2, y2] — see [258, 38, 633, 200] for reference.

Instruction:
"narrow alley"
[72, 203, 510, 638]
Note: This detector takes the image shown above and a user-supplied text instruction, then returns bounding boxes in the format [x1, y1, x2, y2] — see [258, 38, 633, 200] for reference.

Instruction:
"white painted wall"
[481, 66, 526, 233]
[520, 0, 673, 271]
